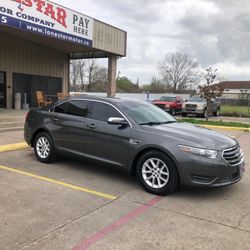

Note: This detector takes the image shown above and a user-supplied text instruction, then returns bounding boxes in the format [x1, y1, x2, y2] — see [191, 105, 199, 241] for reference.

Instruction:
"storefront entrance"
[13, 74, 62, 107]
[0, 72, 6, 108]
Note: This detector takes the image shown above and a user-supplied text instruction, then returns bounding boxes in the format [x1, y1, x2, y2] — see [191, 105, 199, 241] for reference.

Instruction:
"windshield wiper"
[139, 121, 176, 126]
[139, 122, 162, 126]
[159, 121, 177, 124]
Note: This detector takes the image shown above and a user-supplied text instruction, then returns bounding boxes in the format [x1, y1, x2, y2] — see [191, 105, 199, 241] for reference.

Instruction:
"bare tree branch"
[199, 67, 224, 121]
[159, 52, 199, 93]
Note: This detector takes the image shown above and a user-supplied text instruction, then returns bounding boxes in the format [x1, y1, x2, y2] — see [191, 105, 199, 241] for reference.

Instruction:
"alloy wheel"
[36, 136, 50, 159]
[142, 158, 169, 189]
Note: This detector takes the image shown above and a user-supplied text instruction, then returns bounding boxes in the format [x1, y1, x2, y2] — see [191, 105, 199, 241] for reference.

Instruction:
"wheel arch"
[130, 147, 180, 184]
[31, 128, 54, 147]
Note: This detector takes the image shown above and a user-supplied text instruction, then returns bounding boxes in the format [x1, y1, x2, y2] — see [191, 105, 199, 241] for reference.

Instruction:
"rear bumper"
[24, 122, 32, 146]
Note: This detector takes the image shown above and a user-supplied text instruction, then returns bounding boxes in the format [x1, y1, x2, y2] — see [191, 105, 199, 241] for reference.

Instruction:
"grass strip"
[178, 118, 250, 128]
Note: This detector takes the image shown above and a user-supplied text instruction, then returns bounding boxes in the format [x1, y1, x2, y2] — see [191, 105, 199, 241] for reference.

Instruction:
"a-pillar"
[107, 55, 117, 97]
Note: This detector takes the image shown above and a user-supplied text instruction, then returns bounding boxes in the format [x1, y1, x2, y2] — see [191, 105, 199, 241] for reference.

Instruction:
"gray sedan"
[24, 96, 245, 195]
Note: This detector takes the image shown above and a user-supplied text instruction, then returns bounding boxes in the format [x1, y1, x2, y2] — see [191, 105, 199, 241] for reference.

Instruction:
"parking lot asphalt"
[0, 129, 249, 250]
[0, 130, 26, 146]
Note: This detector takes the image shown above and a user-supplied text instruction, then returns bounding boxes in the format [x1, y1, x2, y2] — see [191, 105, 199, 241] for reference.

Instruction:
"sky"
[56, 0, 250, 84]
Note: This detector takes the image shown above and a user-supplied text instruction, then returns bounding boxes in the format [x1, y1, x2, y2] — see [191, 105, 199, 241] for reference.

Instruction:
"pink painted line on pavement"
[72, 196, 163, 250]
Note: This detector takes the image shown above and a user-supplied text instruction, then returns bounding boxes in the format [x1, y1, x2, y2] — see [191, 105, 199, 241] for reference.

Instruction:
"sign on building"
[0, 0, 93, 47]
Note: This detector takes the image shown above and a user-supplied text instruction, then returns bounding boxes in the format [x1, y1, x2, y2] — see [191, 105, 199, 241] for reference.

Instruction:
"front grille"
[186, 104, 197, 109]
[191, 174, 215, 184]
[223, 144, 244, 166]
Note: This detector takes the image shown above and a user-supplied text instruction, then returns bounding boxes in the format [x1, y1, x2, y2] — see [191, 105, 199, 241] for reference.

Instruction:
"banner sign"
[0, 0, 93, 47]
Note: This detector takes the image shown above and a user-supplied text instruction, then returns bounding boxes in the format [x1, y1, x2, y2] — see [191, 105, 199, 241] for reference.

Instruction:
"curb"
[199, 124, 250, 131]
[0, 142, 29, 153]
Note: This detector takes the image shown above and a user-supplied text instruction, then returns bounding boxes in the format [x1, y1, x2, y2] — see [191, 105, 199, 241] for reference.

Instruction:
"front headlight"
[178, 145, 218, 159]
[165, 104, 170, 108]
[197, 104, 206, 109]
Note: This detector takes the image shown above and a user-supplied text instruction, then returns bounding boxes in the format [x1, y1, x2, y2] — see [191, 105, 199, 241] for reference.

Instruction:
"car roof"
[56, 95, 146, 105]
[190, 95, 204, 99]
[161, 95, 177, 97]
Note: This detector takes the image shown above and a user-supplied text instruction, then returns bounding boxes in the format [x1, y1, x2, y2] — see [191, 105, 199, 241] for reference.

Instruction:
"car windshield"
[188, 96, 206, 102]
[120, 100, 176, 125]
[159, 96, 176, 102]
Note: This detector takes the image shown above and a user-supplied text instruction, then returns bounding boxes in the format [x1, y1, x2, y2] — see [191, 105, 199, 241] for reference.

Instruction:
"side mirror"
[108, 117, 128, 126]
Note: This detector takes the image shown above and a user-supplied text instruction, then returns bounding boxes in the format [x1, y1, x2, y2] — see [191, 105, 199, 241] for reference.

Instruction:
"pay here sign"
[0, 0, 93, 47]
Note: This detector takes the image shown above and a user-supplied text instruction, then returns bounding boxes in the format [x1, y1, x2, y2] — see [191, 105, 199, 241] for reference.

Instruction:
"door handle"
[51, 117, 59, 122]
[87, 124, 96, 129]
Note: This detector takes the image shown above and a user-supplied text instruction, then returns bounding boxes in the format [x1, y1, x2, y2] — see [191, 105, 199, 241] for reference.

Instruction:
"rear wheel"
[136, 151, 178, 195]
[34, 132, 57, 163]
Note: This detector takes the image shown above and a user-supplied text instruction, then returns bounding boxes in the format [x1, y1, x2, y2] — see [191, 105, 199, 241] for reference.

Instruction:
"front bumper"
[154, 105, 171, 112]
[178, 154, 245, 187]
[182, 108, 204, 114]
[160, 107, 170, 112]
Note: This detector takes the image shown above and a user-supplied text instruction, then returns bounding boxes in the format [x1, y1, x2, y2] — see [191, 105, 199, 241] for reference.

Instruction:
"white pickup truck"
[182, 95, 220, 118]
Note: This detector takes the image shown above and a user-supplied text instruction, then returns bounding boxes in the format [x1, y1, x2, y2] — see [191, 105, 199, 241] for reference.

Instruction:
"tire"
[171, 109, 176, 116]
[181, 113, 187, 117]
[136, 151, 178, 195]
[213, 108, 220, 117]
[34, 132, 57, 163]
[201, 108, 207, 118]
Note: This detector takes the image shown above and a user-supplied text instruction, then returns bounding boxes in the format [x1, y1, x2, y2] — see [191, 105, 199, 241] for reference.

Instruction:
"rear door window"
[91, 102, 122, 122]
[54, 102, 67, 113]
[65, 100, 89, 117]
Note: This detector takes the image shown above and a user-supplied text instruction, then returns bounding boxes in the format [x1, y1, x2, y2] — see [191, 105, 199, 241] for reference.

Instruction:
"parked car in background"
[152, 96, 183, 115]
[24, 96, 244, 195]
[182, 95, 220, 117]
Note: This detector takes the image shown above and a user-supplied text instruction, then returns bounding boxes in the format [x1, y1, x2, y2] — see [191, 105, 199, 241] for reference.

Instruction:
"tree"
[199, 67, 223, 121]
[159, 52, 199, 93]
[70, 59, 110, 92]
[86, 59, 99, 91]
[70, 60, 86, 91]
[78, 60, 85, 92]
[150, 77, 165, 93]
[117, 76, 139, 92]
[89, 67, 108, 92]
[70, 60, 80, 91]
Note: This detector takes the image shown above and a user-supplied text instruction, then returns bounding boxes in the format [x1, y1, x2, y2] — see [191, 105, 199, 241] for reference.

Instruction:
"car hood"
[184, 101, 205, 106]
[153, 101, 174, 105]
[141, 122, 237, 150]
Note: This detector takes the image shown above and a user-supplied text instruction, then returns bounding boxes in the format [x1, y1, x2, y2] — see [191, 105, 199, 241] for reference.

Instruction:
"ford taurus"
[24, 96, 245, 195]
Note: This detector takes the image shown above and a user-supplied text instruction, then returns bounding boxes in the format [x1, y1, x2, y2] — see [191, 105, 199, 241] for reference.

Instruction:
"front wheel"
[171, 108, 176, 116]
[34, 132, 57, 163]
[201, 108, 207, 118]
[136, 151, 178, 195]
[213, 108, 220, 117]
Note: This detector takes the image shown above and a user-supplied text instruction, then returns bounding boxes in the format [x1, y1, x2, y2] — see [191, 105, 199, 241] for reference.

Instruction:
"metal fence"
[217, 98, 250, 106]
